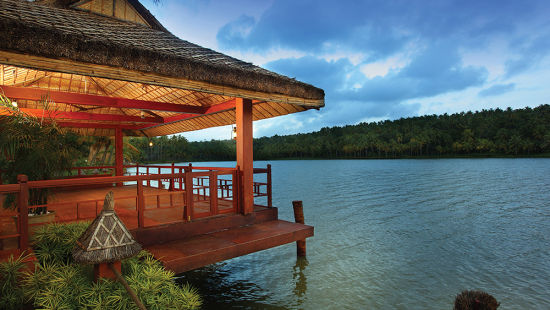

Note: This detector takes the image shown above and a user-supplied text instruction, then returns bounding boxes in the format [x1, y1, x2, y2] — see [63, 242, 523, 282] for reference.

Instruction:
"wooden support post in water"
[267, 164, 272, 208]
[292, 200, 306, 257]
[17, 175, 29, 251]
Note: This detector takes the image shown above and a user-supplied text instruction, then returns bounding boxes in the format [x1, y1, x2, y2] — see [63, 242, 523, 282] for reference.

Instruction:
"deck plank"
[144, 220, 314, 274]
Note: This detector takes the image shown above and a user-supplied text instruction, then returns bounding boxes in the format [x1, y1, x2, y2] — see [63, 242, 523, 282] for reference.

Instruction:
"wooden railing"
[0, 164, 273, 255]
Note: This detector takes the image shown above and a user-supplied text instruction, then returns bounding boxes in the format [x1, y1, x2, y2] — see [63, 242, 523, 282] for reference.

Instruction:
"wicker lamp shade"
[72, 191, 141, 264]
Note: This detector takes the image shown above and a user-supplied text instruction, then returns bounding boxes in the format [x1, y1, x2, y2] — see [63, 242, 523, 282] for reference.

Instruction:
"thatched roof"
[73, 191, 141, 264]
[0, 0, 323, 101]
[0, 0, 325, 137]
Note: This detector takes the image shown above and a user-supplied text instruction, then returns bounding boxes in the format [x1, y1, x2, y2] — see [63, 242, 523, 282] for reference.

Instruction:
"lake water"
[173, 159, 550, 309]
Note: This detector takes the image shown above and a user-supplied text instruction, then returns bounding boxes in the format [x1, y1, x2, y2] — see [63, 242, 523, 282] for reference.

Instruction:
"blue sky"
[142, 0, 550, 141]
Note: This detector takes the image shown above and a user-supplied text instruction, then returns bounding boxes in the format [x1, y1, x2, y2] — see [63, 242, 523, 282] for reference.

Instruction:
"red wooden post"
[136, 164, 139, 176]
[169, 163, 175, 191]
[17, 175, 29, 250]
[179, 167, 183, 190]
[292, 200, 306, 257]
[115, 128, 124, 187]
[184, 167, 194, 221]
[236, 98, 254, 214]
[146, 167, 150, 187]
[137, 181, 145, 228]
[209, 171, 218, 216]
[267, 164, 272, 208]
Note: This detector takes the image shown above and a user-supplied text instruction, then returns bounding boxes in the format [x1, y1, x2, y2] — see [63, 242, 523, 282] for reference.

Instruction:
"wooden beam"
[161, 99, 236, 124]
[0, 51, 325, 108]
[236, 98, 253, 215]
[56, 122, 148, 130]
[0, 107, 163, 123]
[0, 85, 207, 114]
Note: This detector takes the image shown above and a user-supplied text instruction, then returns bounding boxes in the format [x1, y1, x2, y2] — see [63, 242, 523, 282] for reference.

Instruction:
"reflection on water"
[293, 258, 308, 301]
[173, 159, 550, 309]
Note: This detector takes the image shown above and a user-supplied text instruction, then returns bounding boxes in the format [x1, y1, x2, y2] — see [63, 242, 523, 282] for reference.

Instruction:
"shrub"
[16, 222, 202, 309]
[0, 253, 29, 310]
[32, 221, 90, 265]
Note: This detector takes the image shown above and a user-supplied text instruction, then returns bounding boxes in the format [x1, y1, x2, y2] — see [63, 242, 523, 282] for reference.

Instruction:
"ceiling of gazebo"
[0, 64, 310, 137]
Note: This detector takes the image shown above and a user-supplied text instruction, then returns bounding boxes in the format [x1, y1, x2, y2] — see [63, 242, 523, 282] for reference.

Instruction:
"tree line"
[128, 104, 550, 162]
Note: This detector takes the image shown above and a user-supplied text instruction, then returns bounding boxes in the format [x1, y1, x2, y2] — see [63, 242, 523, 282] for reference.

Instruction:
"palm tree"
[0, 94, 84, 214]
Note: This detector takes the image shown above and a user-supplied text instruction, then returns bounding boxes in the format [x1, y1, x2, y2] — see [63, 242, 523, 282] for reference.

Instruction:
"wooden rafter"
[0, 85, 207, 114]
[0, 107, 163, 123]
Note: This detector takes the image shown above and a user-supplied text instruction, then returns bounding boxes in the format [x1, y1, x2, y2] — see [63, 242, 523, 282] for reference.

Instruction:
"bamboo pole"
[108, 263, 147, 310]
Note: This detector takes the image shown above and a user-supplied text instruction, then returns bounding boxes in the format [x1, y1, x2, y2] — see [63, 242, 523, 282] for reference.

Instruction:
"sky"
[141, 0, 550, 141]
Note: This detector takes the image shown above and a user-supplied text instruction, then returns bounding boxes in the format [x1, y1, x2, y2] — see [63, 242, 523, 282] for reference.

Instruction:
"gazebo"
[0, 0, 322, 272]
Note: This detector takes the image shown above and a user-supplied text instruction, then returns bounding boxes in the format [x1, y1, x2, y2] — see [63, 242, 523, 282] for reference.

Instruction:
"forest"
[128, 104, 550, 163]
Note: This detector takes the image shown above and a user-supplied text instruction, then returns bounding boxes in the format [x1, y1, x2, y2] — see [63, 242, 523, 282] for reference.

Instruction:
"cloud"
[262, 43, 487, 129]
[343, 43, 488, 102]
[217, 0, 544, 59]
[478, 83, 516, 97]
[265, 56, 355, 91]
[505, 33, 550, 77]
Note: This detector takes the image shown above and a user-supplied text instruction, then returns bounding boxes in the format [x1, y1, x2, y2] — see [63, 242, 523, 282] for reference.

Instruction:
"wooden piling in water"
[292, 200, 306, 257]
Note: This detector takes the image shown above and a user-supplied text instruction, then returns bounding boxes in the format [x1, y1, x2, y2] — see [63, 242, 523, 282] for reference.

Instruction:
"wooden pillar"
[293, 200, 306, 257]
[115, 128, 124, 186]
[137, 181, 145, 228]
[184, 166, 193, 221]
[209, 171, 218, 216]
[236, 98, 253, 214]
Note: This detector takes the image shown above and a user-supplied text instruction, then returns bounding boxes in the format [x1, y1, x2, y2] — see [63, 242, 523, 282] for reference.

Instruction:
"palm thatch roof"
[0, 0, 324, 136]
[73, 191, 141, 264]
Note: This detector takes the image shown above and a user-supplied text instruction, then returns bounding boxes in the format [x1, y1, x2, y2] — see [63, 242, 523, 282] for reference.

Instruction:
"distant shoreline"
[136, 153, 550, 164]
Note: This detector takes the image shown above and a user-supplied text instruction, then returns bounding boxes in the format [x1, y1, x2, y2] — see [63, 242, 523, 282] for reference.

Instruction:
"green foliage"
[32, 221, 90, 265]
[129, 105, 550, 162]
[4, 222, 202, 309]
[0, 253, 29, 310]
[0, 94, 87, 211]
[123, 253, 202, 309]
[20, 251, 201, 310]
[128, 135, 235, 163]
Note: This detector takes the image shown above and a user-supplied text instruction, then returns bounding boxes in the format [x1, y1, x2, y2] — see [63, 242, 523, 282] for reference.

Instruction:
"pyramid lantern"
[73, 191, 141, 281]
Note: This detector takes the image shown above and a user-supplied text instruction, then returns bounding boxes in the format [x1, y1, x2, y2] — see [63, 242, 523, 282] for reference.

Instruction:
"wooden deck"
[146, 220, 313, 273]
[1, 184, 314, 272]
